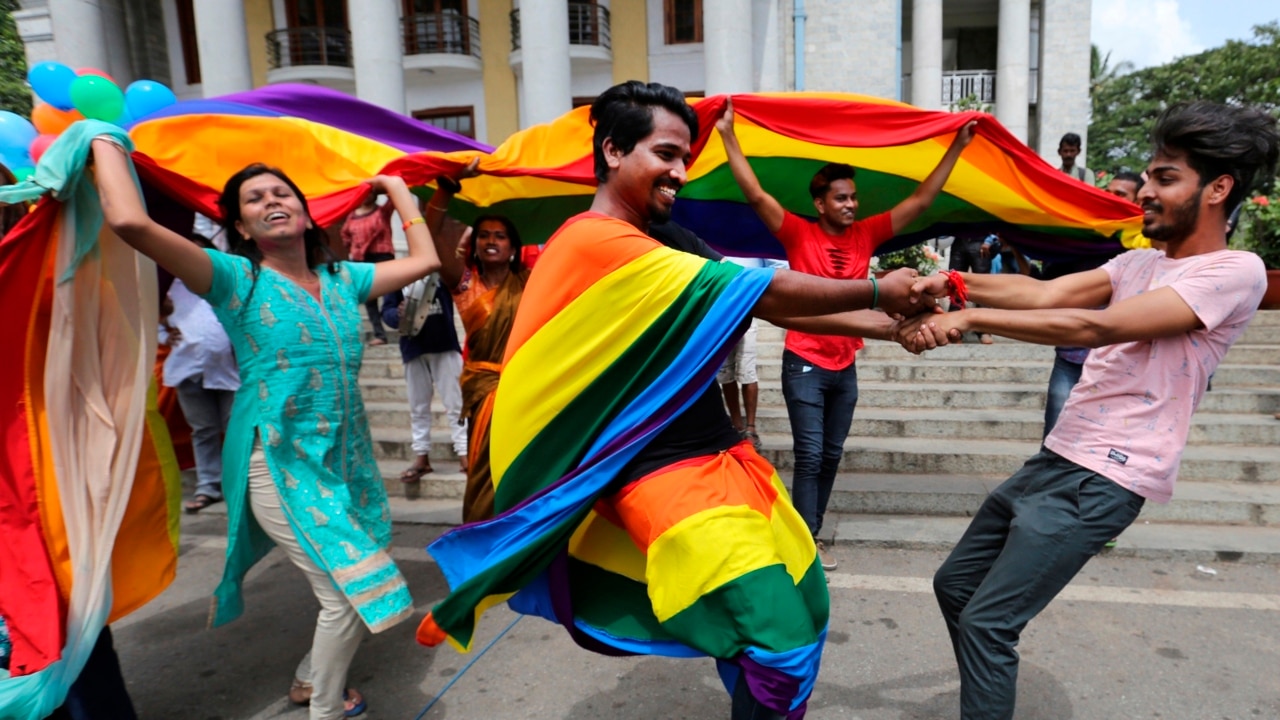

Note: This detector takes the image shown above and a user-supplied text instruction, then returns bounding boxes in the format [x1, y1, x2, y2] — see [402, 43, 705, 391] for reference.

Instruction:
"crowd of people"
[3, 79, 1275, 720]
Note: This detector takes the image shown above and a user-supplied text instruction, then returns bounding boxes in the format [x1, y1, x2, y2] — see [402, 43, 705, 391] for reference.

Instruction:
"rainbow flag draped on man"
[417, 210, 826, 717]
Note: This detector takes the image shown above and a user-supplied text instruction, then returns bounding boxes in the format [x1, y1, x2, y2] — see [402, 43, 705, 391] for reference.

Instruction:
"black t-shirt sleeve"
[648, 221, 725, 262]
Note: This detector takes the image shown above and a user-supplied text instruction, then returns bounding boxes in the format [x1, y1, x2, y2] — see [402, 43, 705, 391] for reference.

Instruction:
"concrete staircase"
[358, 310, 1280, 559]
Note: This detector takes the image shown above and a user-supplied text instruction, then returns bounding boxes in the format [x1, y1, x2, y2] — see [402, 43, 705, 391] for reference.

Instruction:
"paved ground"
[110, 511, 1280, 720]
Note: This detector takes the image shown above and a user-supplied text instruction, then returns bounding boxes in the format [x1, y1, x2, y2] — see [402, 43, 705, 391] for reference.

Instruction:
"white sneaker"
[816, 539, 837, 571]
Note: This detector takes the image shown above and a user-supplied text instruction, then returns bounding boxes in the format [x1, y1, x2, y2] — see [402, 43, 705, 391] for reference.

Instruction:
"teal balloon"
[27, 62, 78, 110]
[111, 108, 134, 128]
[124, 80, 177, 120]
[69, 75, 126, 122]
[12, 167, 35, 182]
[0, 111, 38, 157]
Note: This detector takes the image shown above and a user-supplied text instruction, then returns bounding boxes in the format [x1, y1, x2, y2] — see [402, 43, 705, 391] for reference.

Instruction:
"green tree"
[0, 0, 32, 118]
[1089, 23, 1280, 187]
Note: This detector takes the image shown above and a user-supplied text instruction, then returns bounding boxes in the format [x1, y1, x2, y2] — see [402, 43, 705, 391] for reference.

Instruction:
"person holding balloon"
[89, 129, 441, 718]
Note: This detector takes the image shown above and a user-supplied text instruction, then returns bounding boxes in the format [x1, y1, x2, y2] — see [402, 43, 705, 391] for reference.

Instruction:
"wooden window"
[286, 0, 348, 29]
[664, 0, 702, 44]
[175, 0, 200, 85]
[413, 106, 475, 139]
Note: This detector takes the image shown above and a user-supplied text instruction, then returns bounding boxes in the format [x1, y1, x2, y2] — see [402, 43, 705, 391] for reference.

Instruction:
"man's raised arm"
[888, 121, 977, 235]
[716, 98, 786, 234]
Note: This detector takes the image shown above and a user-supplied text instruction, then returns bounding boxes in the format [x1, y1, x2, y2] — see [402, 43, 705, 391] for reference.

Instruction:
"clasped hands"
[877, 269, 969, 355]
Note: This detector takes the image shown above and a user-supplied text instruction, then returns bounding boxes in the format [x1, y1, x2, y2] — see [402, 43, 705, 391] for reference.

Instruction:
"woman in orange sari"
[426, 171, 529, 522]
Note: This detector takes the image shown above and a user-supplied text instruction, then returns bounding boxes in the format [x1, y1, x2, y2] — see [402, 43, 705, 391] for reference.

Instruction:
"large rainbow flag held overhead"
[122, 84, 1143, 262]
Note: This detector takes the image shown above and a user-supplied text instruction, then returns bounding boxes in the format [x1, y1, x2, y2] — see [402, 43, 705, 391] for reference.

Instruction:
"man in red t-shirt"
[717, 100, 975, 569]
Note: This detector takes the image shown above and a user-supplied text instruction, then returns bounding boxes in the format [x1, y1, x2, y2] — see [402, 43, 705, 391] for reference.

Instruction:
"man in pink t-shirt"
[901, 101, 1277, 720]
[717, 99, 977, 569]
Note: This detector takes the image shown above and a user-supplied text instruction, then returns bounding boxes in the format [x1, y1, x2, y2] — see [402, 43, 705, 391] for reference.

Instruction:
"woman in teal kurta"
[91, 141, 442, 719]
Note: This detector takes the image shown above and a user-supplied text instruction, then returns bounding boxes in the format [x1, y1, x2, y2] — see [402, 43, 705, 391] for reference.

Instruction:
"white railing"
[942, 70, 997, 105]
[898, 69, 1040, 106]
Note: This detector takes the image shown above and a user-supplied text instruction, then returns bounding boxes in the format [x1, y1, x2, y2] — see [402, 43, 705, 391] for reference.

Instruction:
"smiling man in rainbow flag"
[416, 81, 947, 720]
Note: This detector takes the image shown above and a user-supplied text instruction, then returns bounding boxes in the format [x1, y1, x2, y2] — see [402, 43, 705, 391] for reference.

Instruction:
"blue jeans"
[781, 350, 858, 537]
[1043, 355, 1083, 438]
[934, 449, 1144, 720]
[176, 376, 235, 499]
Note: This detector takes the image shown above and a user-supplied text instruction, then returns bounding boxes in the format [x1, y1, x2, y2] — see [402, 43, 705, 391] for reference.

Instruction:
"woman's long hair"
[218, 163, 338, 276]
[467, 214, 524, 275]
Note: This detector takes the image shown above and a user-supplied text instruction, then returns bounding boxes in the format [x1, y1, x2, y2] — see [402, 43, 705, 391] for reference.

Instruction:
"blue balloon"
[27, 62, 79, 111]
[0, 146, 34, 174]
[124, 80, 178, 120]
[0, 111, 38, 157]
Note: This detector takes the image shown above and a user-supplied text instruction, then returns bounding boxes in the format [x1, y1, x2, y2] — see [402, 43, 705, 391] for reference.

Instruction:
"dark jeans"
[933, 449, 1145, 720]
[362, 251, 395, 340]
[948, 237, 992, 276]
[1042, 355, 1083, 438]
[781, 350, 858, 537]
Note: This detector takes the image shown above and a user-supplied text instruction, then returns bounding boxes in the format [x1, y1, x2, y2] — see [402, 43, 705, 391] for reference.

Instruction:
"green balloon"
[69, 75, 125, 122]
[12, 167, 34, 182]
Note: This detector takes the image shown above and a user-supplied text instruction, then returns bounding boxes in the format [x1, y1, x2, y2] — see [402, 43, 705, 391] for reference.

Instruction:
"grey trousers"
[933, 449, 1145, 720]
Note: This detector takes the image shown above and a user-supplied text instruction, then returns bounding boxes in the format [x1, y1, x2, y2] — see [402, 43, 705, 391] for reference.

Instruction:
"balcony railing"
[942, 70, 996, 105]
[510, 2, 611, 52]
[267, 26, 352, 69]
[403, 12, 480, 57]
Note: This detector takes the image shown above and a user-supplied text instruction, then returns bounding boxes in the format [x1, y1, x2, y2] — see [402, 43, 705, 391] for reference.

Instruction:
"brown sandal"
[399, 460, 433, 483]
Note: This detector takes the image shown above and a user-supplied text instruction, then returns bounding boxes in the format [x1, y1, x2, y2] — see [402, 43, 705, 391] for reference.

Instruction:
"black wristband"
[437, 176, 462, 194]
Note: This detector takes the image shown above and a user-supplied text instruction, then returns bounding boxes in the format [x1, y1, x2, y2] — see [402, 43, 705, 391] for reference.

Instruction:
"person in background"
[1058, 132, 1094, 183]
[381, 274, 468, 481]
[161, 233, 241, 513]
[341, 193, 397, 346]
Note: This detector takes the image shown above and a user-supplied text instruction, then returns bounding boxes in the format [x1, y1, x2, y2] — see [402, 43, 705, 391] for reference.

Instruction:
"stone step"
[828, 514, 1280, 563]
[821, 473, 1280, 526]
[364, 402, 1280, 447]
[371, 465, 1280, 529]
[748, 434, 1280, 484]
[367, 427, 1280, 484]
[357, 356, 1280, 388]
[357, 376, 1280, 415]
[753, 381, 1280, 415]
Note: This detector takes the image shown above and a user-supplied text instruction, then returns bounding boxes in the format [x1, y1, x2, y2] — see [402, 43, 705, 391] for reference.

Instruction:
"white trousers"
[405, 350, 467, 457]
[248, 441, 366, 720]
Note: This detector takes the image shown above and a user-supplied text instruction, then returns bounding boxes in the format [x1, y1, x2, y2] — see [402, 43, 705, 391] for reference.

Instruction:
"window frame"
[663, 0, 703, 45]
[412, 105, 477, 139]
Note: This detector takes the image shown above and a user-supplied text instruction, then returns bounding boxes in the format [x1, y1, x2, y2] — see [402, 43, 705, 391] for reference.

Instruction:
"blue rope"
[412, 615, 523, 720]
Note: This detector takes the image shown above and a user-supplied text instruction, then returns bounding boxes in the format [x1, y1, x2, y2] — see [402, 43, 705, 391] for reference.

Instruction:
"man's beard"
[1144, 192, 1201, 243]
[650, 202, 673, 224]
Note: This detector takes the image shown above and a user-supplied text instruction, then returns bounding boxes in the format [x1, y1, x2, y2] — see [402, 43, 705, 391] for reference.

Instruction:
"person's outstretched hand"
[715, 98, 736, 138]
[897, 310, 967, 352]
[876, 267, 936, 318]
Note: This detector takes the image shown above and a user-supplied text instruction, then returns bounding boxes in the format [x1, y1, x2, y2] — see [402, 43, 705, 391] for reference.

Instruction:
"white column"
[193, 0, 254, 97]
[46, 0, 111, 70]
[704, 0, 753, 95]
[519, 0, 572, 128]
[995, 0, 1030, 142]
[911, 0, 942, 109]
[349, 0, 406, 114]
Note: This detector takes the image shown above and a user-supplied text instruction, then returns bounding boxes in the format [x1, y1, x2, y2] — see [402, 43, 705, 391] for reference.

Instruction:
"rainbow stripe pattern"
[122, 86, 1142, 261]
[416, 213, 827, 717]
[0, 196, 180, 716]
